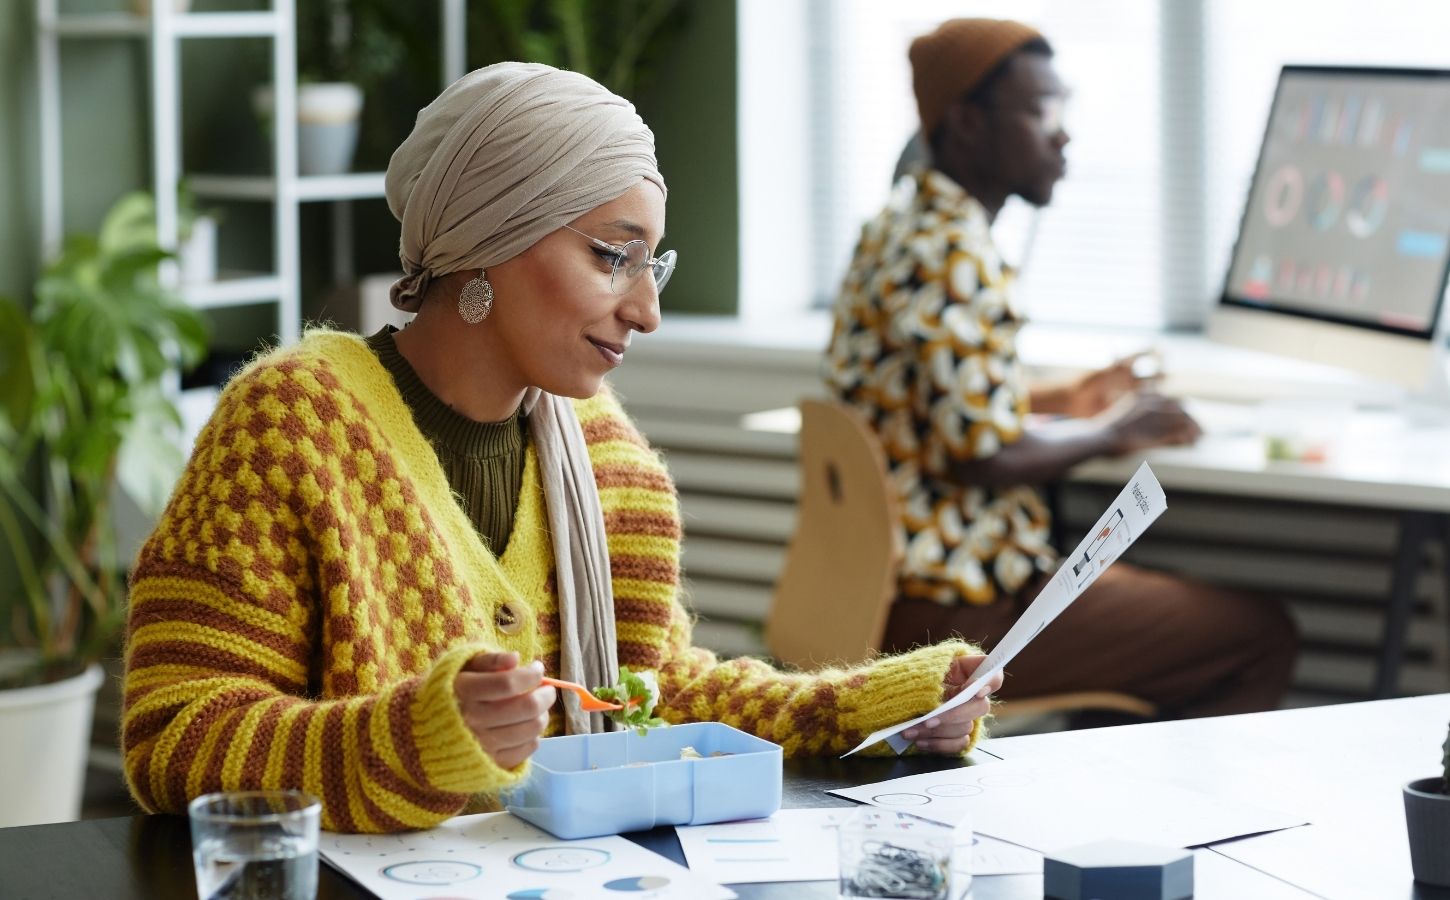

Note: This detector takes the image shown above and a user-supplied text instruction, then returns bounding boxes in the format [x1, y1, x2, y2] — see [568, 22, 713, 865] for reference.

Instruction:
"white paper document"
[844, 462, 1168, 757]
[1211, 820, 1408, 900]
[321, 811, 735, 900]
[676, 807, 1042, 883]
[963, 834, 1046, 876]
[829, 759, 1306, 853]
[675, 808, 850, 884]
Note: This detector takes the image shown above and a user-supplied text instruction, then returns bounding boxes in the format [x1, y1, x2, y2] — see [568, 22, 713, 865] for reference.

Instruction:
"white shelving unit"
[37, 0, 468, 345]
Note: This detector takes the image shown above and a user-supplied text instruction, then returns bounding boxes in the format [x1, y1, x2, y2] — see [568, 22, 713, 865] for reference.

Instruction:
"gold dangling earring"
[458, 273, 494, 324]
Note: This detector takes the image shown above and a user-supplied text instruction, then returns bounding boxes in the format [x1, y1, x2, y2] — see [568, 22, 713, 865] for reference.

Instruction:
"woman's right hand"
[453, 651, 557, 769]
[1100, 392, 1202, 456]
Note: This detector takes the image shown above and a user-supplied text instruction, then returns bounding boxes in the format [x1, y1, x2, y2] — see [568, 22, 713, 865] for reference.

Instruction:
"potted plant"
[251, 0, 405, 176]
[0, 190, 208, 827]
[1403, 722, 1450, 886]
[174, 181, 223, 286]
[467, 0, 690, 99]
[96, 182, 223, 287]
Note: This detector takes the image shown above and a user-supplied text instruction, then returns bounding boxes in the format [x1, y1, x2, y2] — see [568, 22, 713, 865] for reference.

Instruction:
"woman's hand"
[453, 651, 557, 769]
[901, 655, 1004, 755]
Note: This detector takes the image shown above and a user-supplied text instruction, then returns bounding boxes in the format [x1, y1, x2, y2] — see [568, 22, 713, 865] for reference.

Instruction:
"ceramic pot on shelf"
[251, 82, 365, 177]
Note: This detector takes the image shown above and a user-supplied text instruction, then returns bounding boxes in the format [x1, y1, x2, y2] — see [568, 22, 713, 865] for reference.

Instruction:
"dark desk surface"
[1, 756, 967, 900]
[5, 696, 1450, 900]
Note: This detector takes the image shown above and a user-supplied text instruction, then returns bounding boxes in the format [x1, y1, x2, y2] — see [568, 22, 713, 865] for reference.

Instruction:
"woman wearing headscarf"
[120, 63, 1001, 834]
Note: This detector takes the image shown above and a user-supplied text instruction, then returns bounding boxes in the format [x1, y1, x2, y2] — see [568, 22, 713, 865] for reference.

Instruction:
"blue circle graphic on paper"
[380, 860, 482, 885]
[512, 846, 611, 872]
[604, 875, 672, 891]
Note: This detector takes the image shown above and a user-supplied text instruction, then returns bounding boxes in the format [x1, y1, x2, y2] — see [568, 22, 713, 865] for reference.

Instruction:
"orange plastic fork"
[540, 676, 639, 713]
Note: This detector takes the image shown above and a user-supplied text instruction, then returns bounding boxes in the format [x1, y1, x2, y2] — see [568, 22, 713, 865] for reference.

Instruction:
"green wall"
[0, 1, 34, 628]
[636, 0, 739, 316]
[2, 2, 37, 301]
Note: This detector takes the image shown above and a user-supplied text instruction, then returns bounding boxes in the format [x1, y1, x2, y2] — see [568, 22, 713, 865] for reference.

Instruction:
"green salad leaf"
[594, 667, 667, 735]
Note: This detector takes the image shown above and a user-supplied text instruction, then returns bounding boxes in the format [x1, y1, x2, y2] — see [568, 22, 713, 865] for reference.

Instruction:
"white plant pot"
[179, 213, 218, 285]
[0, 662, 105, 827]
[252, 82, 364, 176]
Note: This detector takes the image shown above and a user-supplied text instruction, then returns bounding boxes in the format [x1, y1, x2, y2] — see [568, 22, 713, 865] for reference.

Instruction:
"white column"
[274, 0, 301, 344]
[1159, 0, 1211, 329]
[37, 0, 63, 259]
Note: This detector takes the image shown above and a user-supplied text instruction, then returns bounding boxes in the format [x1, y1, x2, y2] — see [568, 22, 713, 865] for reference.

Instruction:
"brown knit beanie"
[909, 18, 1046, 137]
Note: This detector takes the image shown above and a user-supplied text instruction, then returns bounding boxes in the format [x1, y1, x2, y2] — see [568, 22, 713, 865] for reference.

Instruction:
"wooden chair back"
[764, 398, 1159, 722]
[765, 399, 901, 668]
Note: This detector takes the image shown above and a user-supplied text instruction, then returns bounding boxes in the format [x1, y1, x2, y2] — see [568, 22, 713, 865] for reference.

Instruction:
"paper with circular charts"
[844, 462, 1168, 758]
[320, 811, 734, 900]
[674, 807, 1042, 884]
[829, 759, 1306, 852]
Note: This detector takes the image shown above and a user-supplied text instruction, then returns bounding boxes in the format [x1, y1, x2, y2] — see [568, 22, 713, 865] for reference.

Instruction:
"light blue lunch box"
[501, 721, 783, 839]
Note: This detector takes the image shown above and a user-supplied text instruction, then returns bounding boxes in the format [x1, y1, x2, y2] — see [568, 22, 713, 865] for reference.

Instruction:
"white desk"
[1055, 397, 1450, 699]
[1073, 398, 1450, 512]
[978, 693, 1450, 899]
[745, 390, 1450, 698]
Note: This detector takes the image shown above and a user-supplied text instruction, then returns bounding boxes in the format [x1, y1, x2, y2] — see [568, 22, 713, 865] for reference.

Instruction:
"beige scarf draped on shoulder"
[383, 62, 667, 734]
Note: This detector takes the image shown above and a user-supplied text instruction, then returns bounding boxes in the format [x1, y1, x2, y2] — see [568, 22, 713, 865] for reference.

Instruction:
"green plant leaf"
[167, 305, 211, 367]
[5, 189, 210, 670]
[520, 32, 563, 68]
[98, 190, 158, 256]
[101, 246, 172, 296]
[548, 0, 592, 76]
[116, 386, 189, 519]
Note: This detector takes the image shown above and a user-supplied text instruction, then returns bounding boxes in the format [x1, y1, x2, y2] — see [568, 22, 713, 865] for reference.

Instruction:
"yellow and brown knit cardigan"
[121, 330, 980, 833]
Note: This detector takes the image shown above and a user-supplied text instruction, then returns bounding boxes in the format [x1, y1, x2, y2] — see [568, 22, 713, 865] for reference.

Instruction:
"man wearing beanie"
[825, 18, 1299, 721]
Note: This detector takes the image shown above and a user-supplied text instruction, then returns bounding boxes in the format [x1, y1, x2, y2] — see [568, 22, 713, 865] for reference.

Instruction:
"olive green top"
[366, 327, 526, 555]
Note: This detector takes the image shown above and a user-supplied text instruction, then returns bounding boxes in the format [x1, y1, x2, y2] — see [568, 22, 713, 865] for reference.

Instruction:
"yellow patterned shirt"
[123, 329, 980, 832]
[827, 169, 1057, 607]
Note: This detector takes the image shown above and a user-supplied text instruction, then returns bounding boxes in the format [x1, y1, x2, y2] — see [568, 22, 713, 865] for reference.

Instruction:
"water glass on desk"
[188, 790, 320, 900]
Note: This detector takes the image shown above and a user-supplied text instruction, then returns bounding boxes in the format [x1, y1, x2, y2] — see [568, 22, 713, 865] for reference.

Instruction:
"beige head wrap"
[385, 61, 666, 310]
[385, 62, 667, 734]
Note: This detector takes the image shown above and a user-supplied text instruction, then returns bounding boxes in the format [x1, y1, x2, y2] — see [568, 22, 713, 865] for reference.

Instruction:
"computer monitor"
[1210, 65, 1450, 394]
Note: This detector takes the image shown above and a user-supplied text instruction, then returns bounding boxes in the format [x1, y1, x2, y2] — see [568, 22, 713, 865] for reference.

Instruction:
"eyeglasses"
[563, 225, 677, 294]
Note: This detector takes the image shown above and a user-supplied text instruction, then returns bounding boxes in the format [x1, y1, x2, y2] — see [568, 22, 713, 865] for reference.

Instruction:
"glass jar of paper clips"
[838, 807, 969, 900]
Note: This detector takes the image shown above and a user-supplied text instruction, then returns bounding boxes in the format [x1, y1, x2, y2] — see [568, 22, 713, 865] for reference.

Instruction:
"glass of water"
[189, 790, 321, 900]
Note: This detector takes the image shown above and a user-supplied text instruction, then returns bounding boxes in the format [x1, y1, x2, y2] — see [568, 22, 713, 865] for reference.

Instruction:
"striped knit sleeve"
[122, 359, 523, 833]
[576, 385, 985, 757]
[655, 602, 986, 757]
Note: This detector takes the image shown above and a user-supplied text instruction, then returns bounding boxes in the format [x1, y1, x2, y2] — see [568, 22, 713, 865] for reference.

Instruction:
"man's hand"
[453, 651, 557, 769]
[901, 655, 1005, 755]
[1099, 391, 1202, 456]
[1064, 351, 1162, 418]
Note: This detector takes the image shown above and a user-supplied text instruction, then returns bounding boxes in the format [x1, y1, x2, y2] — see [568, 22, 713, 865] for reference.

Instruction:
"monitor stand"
[1403, 342, 1450, 426]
